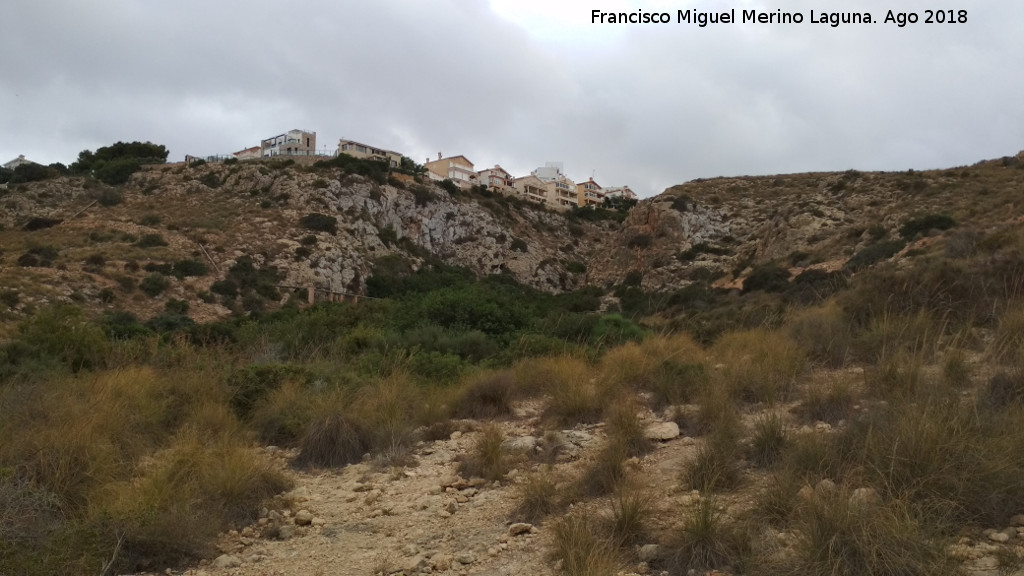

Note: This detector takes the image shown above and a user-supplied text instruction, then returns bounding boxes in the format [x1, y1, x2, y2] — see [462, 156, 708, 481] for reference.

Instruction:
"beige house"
[477, 165, 514, 194]
[603, 186, 637, 201]
[337, 139, 403, 167]
[513, 174, 550, 206]
[577, 178, 604, 207]
[425, 154, 476, 188]
[261, 129, 316, 157]
[232, 146, 261, 161]
[530, 162, 576, 210]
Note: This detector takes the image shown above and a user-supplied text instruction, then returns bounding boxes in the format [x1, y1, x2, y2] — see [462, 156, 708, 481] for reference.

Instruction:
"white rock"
[212, 554, 242, 569]
[293, 509, 314, 526]
[638, 544, 662, 562]
[644, 422, 681, 441]
[508, 523, 534, 536]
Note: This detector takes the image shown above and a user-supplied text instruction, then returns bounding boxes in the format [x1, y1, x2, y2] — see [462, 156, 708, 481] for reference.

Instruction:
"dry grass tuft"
[793, 378, 856, 424]
[668, 498, 748, 574]
[684, 430, 742, 493]
[458, 424, 512, 482]
[604, 397, 653, 457]
[453, 370, 515, 419]
[787, 303, 853, 368]
[710, 328, 805, 404]
[513, 467, 570, 524]
[579, 438, 630, 497]
[748, 413, 789, 468]
[551, 511, 620, 576]
[605, 484, 653, 548]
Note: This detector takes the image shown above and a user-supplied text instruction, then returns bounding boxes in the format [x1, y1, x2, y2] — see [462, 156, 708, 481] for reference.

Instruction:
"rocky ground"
[121, 390, 1024, 576]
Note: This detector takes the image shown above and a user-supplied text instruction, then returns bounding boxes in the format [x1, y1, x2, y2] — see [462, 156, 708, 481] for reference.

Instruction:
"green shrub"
[95, 187, 124, 206]
[1, 290, 20, 309]
[299, 213, 337, 235]
[139, 273, 170, 297]
[626, 233, 652, 249]
[899, 213, 956, 240]
[171, 258, 208, 279]
[742, 264, 791, 293]
[17, 246, 59, 268]
[135, 234, 168, 248]
[225, 363, 310, 418]
[845, 240, 905, 271]
[565, 260, 587, 274]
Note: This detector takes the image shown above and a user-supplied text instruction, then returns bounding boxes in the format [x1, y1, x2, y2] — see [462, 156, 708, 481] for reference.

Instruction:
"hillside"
[2, 151, 1024, 334]
[4, 151, 1024, 576]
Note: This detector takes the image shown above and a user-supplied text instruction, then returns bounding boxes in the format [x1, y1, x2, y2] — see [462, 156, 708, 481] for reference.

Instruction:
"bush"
[845, 240, 906, 271]
[225, 363, 310, 418]
[899, 213, 956, 240]
[171, 258, 208, 279]
[626, 233, 652, 249]
[139, 273, 170, 297]
[410, 184, 435, 206]
[10, 305, 110, 372]
[295, 403, 371, 468]
[299, 213, 338, 235]
[94, 157, 142, 185]
[17, 246, 59, 268]
[565, 260, 587, 274]
[742, 264, 790, 293]
[0, 289, 19, 309]
[135, 234, 168, 248]
[454, 371, 514, 419]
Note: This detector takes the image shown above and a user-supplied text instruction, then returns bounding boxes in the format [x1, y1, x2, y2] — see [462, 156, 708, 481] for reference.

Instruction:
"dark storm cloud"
[1, 0, 1021, 196]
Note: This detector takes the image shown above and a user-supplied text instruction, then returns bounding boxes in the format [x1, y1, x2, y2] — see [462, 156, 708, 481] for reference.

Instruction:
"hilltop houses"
[224, 128, 636, 210]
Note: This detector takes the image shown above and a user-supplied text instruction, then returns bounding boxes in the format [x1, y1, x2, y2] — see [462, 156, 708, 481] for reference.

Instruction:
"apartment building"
[337, 139, 403, 167]
[261, 129, 317, 157]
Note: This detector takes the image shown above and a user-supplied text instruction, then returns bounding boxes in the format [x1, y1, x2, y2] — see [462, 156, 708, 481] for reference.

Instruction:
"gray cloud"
[2, 0, 1021, 196]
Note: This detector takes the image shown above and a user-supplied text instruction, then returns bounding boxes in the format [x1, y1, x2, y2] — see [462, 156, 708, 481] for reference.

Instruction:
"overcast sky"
[2, 0, 1021, 197]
